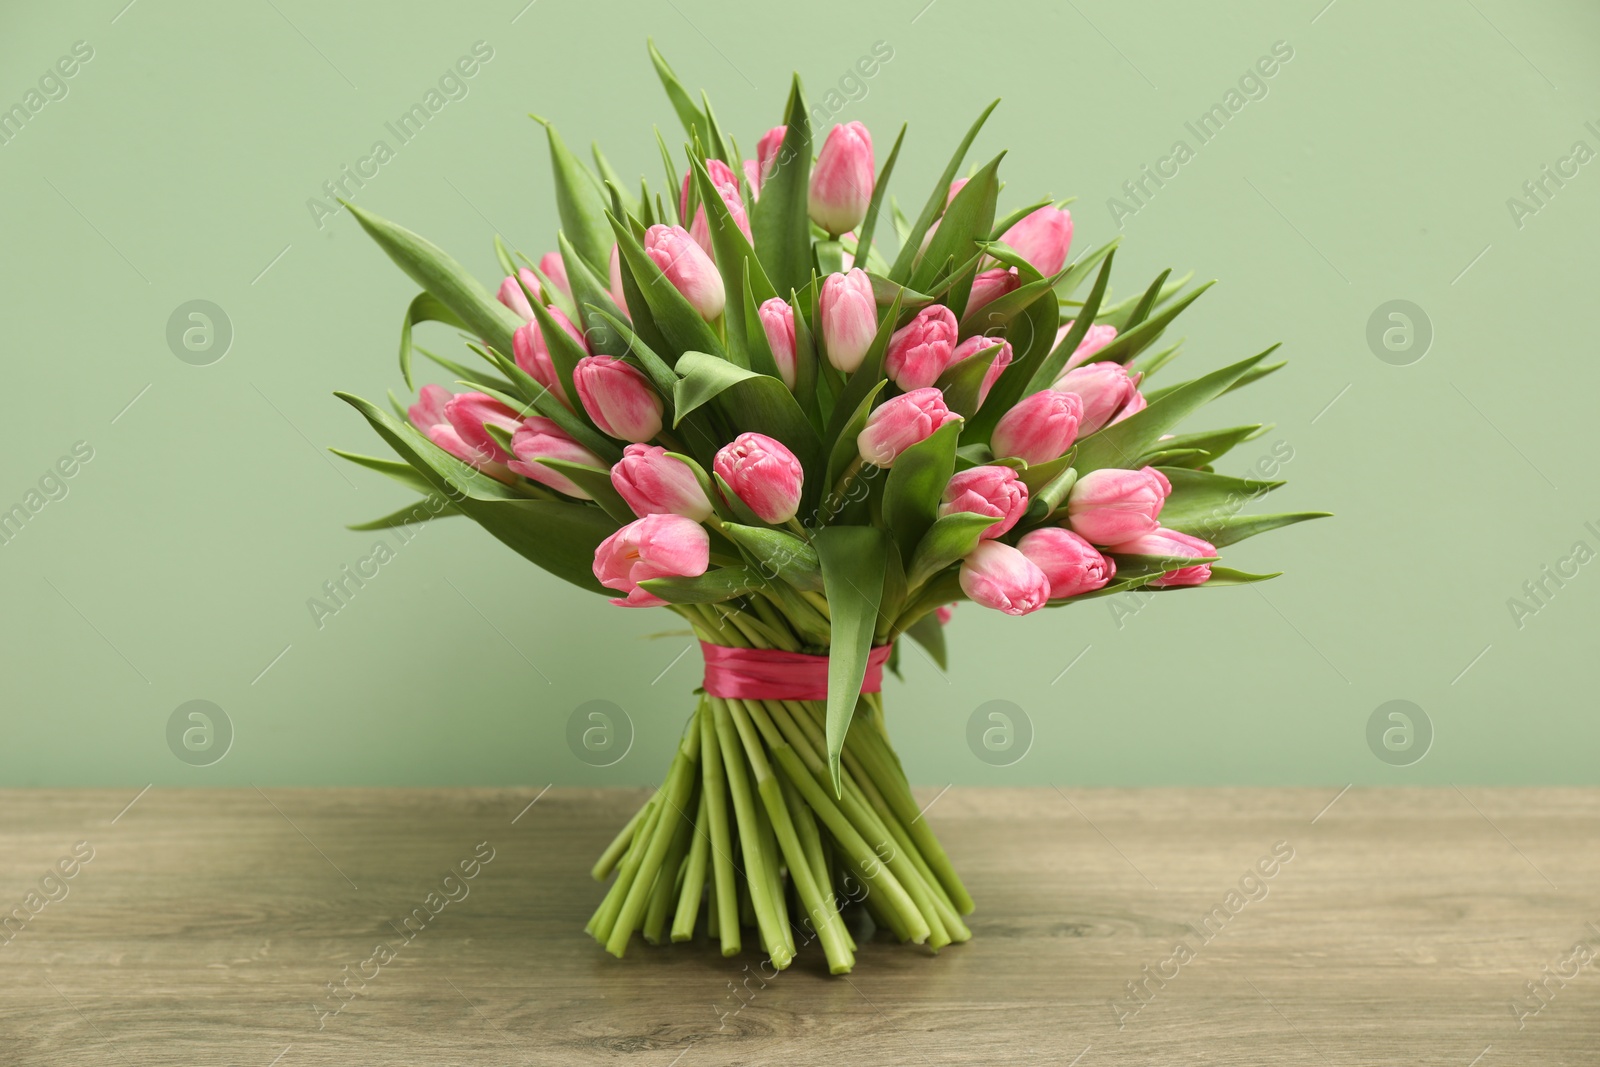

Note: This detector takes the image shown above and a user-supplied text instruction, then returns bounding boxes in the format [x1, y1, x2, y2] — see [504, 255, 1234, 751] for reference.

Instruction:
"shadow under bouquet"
[333, 42, 1324, 975]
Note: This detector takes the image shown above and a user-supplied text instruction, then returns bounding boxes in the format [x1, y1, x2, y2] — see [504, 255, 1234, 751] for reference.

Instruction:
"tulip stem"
[784, 517, 813, 543]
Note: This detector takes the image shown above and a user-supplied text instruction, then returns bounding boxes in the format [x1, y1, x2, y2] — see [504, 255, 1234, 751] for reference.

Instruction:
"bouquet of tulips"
[333, 42, 1323, 974]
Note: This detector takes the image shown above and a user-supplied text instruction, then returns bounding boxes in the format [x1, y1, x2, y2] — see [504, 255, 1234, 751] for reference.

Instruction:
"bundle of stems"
[585, 603, 973, 974]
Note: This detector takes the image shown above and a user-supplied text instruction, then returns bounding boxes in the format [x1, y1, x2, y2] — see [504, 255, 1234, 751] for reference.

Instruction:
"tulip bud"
[948, 335, 1014, 407]
[1052, 362, 1141, 435]
[1065, 467, 1171, 546]
[819, 268, 877, 373]
[1109, 527, 1216, 587]
[573, 355, 663, 442]
[748, 125, 788, 198]
[1016, 527, 1115, 599]
[643, 224, 726, 321]
[958, 540, 1051, 616]
[512, 306, 586, 409]
[967, 267, 1020, 313]
[990, 390, 1082, 466]
[408, 385, 513, 480]
[443, 391, 522, 464]
[941, 465, 1029, 540]
[592, 513, 712, 608]
[714, 432, 804, 524]
[1059, 321, 1119, 370]
[857, 387, 961, 468]
[757, 297, 798, 389]
[884, 305, 959, 391]
[809, 122, 874, 235]
[608, 244, 631, 318]
[539, 252, 570, 297]
[496, 268, 541, 321]
[680, 159, 738, 219]
[681, 160, 751, 255]
[1111, 389, 1146, 425]
[999, 205, 1073, 276]
[507, 416, 605, 498]
[611, 443, 713, 521]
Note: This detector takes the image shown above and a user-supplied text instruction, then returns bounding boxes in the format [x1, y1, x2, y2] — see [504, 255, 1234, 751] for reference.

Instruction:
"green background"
[2, 0, 1595, 787]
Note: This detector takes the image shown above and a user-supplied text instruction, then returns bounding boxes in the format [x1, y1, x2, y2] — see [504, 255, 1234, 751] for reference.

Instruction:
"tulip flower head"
[1053, 362, 1142, 435]
[611, 444, 713, 521]
[714, 432, 804, 524]
[757, 297, 798, 389]
[643, 223, 726, 321]
[512, 305, 587, 410]
[1110, 527, 1216, 587]
[1059, 321, 1119, 371]
[408, 385, 512, 480]
[941, 466, 1029, 540]
[1016, 527, 1115, 599]
[990, 390, 1082, 466]
[1066, 467, 1171, 546]
[538, 251, 570, 297]
[948, 335, 1014, 407]
[508, 416, 605, 499]
[592, 513, 712, 608]
[999, 205, 1073, 277]
[819, 269, 878, 374]
[573, 355, 663, 443]
[857, 388, 961, 468]
[809, 121, 875, 235]
[496, 268, 541, 321]
[885, 305, 959, 391]
[959, 540, 1052, 616]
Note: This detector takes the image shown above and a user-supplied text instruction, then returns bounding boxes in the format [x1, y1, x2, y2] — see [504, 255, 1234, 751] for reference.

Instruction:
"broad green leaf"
[640, 567, 757, 605]
[1157, 467, 1285, 527]
[1130, 339, 1183, 379]
[1150, 424, 1268, 467]
[1190, 566, 1282, 586]
[909, 152, 1003, 311]
[690, 153, 775, 365]
[905, 512, 993, 589]
[883, 421, 960, 557]
[344, 202, 522, 361]
[1118, 268, 1172, 334]
[719, 523, 823, 592]
[1103, 271, 1193, 331]
[647, 39, 709, 151]
[591, 143, 640, 219]
[330, 449, 436, 496]
[740, 266, 783, 382]
[815, 526, 890, 792]
[672, 351, 822, 473]
[1054, 236, 1121, 300]
[337, 392, 618, 593]
[1165, 510, 1330, 549]
[902, 610, 947, 671]
[820, 379, 887, 514]
[348, 498, 461, 531]
[557, 232, 630, 357]
[1020, 248, 1117, 397]
[532, 115, 613, 272]
[750, 76, 813, 298]
[1084, 280, 1215, 368]
[698, 89, 732, 165]
[1071, 351, 1270, 475]
[889, 100, 1000, 283]
[1020, 465, 1078, 526]
[933, 341, 1004, 419]
[399, 292, 466, 391]
[852, 123, 906, 270]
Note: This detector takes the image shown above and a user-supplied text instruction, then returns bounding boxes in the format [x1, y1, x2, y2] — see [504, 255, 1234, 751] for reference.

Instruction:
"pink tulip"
[967, 267, 1020, 313]
[680, 160, 751, 255]
[407, 385, 512, 480]
[507, 416, 605, 498]
[884, 305, 959, 391]
[819, 268, 878, 373]
[809, 122, 874, 235]
[999, 206, 1073, 277]
[611, 443, 713, 521]
[593, 513, 712, 608]
[1109, 528, 1216, 588]
[539, 252, 570, 297]
[941, 465, 1029, 540]
[990, 390, 1082, 466]
[757, 297, 798, 389]
[573, 355, 663, 442]
[714, 432, 804, 524]
[1111, 389, 1147, 424]
[1053, 362, 1142, 435]
[1016, 527, 1115, 599]
[948, 335, 1014, 407]
[959, 541, 1051, 616]
[643, 224, 726, 321]
[748, 125, 788, 198]
[608, 244, 630, 318]
[497, 268, 541, 321]
[1065, 467, 1171, 546]
[1059, 321, 1119, 370]
[742, 158, 761, 198]
[512, 306, 586, 410]
[857, 387, 961, 468]
[679, 159, 738, 219]
[443, 391, 522, 464]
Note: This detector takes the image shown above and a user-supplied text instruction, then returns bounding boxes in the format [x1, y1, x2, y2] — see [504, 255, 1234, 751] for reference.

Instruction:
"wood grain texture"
[0, 787, 1595, 1065]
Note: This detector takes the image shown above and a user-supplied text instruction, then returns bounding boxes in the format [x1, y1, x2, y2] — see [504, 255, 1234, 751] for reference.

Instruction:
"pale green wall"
[2, 0, 1596, 786]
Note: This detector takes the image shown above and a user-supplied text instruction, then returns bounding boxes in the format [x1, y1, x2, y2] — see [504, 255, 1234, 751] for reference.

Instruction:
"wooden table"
[1, 787, 1594, 1065]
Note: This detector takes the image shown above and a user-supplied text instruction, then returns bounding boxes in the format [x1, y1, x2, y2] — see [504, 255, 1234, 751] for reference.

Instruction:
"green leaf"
[344, 202, 522, 362]
[607, 212, 723, 360]
[902, 610, 948, 671]
[591, 143, 640, 219]
[1192, 567, 1282, 586]
[330, 449, 437, 496]
[820, 291, 902, 457]
[1166, 510, 1330, 549]
[740, 265, 782, 382]
[640, 567, 758, 605]
[1054, 236, 1121, 300]
[1085, 280, 1215, 368]
[648, 40, 709, 145]
[933, 340, 1005, 419]
[690, 152, 775, 366]
[1156, 467, 1285, 527]
[909, 152, 1003, 311]
[1071, 352, 1271, 475]
[821, 380, 887, 512]
[889, 100, 1000, 283]
[525, 297, 592, 429]
[852, 123, 906, 270]
[557, 232, 630, 358]
[348, 498, 461, 531]
[399, 293, 466, 391]
[719, 523, 823, 592]
[414, 345, 514, 397]
[672, 351, 822, 473]
[751, 76, 814, 299]
[1149, 424, 1267, 467]
[537, 459, 636, 525]
[1020, 248, 1117, 397]
[882, 421, 960, 558]
[815, 526, 890, 792]
[905, 512, 994, 589]
[337, 392, 618, 593]
[531, 115, 613, 273]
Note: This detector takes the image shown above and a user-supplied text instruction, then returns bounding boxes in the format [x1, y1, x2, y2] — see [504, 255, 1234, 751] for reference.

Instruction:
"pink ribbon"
[700, 641, 894, 702]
